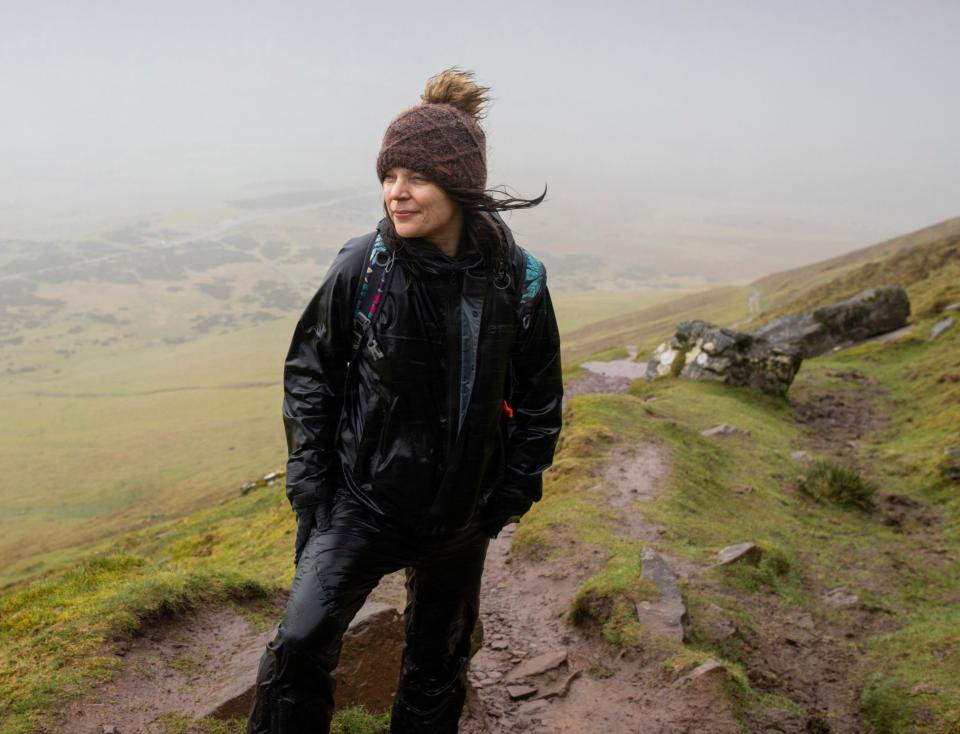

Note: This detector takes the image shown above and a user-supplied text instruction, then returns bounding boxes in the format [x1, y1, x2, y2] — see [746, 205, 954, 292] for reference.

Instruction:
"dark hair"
[380, 183, 547, 276]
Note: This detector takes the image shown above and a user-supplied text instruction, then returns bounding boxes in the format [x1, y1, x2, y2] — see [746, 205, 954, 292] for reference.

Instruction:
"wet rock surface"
[754, 286, 911, 357]
[715, 542, 762, 567]
[637, 547, 689, 642]
[645, 320, 803, 396]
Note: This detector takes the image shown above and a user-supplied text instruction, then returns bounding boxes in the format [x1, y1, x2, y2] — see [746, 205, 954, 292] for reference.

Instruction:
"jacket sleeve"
[282, 236, 368, 513]
[481, 270, 564, 535]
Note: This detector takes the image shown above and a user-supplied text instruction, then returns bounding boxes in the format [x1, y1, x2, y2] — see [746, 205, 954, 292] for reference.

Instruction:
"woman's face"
[383, 167, 462, 247]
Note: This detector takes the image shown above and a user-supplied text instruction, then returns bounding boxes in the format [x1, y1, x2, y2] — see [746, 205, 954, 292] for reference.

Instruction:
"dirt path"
[459, 441, 738, 734]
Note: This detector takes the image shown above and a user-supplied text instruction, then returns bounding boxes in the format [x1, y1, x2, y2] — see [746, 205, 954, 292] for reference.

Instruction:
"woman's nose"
[389, 176, 410, 200]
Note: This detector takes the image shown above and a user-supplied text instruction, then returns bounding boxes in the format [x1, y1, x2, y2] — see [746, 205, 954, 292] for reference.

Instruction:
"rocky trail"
[458, 441, 738, 734]
[40, 349, 953, 733]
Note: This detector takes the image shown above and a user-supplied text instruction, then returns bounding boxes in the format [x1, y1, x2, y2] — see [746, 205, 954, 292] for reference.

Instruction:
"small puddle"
[580, 345, 647, 380]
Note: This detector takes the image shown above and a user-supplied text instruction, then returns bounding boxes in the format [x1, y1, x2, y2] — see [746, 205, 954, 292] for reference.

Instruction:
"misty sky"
[2, 0, 958, 273]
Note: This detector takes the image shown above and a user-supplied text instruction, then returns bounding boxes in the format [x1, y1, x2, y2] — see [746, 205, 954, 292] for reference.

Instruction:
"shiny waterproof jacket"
[282, 214, 563, 537]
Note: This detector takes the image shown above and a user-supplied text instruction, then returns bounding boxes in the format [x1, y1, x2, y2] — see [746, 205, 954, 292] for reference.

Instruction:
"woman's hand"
[293, 503, 334, 566]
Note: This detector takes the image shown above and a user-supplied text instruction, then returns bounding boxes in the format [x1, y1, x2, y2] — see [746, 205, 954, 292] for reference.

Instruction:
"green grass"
[551, 287, 696, 334]
[0, 319, 294, 586]
[750, 215, 960, 320]
[859, 605, 960, 734]
[0, 554, 271, 734]
[799, 458, 877, 510]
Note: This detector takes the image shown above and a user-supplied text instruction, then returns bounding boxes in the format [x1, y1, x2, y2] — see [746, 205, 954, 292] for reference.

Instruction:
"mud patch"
[790, 369, 889, 462]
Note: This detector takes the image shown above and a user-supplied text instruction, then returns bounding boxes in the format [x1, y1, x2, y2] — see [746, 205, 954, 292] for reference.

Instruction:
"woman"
[247, 68, 563, 734]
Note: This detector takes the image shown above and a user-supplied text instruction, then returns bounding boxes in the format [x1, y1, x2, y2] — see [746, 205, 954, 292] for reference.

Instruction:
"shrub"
[800, 458, 876, 510]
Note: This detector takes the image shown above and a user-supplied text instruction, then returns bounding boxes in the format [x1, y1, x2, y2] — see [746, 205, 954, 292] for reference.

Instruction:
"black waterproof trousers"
[246, 486, 490, 734]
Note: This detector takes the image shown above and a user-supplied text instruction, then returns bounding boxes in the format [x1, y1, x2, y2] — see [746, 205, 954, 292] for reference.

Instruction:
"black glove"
[478, 499, 522, 540]
[293, 502, 333, 566]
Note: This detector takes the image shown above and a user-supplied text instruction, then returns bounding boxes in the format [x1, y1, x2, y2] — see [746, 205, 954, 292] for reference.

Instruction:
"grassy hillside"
[749, 215, 960, 320]
[3, 215, 960, 732]
[3, 293, 958, 732]
[561, 285, 751, 373]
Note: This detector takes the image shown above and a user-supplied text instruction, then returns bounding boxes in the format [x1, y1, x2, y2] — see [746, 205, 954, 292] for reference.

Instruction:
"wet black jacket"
[282, 215, 563, 537]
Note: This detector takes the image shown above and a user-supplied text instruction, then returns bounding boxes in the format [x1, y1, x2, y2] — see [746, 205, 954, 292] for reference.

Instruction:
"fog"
[2, 0, 958, 275]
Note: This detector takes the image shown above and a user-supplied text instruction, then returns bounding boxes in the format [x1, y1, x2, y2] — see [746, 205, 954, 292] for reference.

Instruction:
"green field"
[0, 281, 692, 586]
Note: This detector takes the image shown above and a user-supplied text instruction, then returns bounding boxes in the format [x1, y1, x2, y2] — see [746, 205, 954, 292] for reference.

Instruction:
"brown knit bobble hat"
[376, 68, 490, 193]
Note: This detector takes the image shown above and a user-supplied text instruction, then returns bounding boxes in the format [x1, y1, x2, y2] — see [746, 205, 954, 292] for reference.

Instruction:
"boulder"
[330, 602, 406, 712]
[204, 599, 483, 721]
[645, 320, 802, 397]
[636, 547, 688, 641]
[753, 286, 911, 357]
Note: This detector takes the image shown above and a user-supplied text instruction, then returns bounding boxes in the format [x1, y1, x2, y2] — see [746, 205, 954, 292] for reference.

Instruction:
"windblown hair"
[381, 183, 546, 278]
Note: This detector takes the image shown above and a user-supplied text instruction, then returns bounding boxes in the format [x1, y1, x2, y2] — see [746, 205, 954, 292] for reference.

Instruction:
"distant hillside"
[749, 215, 960, 324]
[562, 215, 960, 370]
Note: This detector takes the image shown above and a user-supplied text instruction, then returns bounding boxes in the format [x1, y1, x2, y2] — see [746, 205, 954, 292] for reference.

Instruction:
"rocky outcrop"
[753, 286, 911, 357]
[644, 320, 802, 397]
[644, 286, 912, 396]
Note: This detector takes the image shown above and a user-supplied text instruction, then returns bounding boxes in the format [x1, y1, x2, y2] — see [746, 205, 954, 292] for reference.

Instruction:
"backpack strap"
[350, 231, 395, 362]
[517, 246, 545, 332]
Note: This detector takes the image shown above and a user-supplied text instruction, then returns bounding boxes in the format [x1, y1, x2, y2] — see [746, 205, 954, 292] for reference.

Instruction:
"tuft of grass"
[566, 552, 662, 648]
[330, 705, 391, 733]
[799, 458, 876, 511]
[711, 543, 804, 603]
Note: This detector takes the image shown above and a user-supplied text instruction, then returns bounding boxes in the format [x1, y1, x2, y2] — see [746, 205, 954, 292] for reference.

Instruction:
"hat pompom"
[421, 67, 490, 121]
